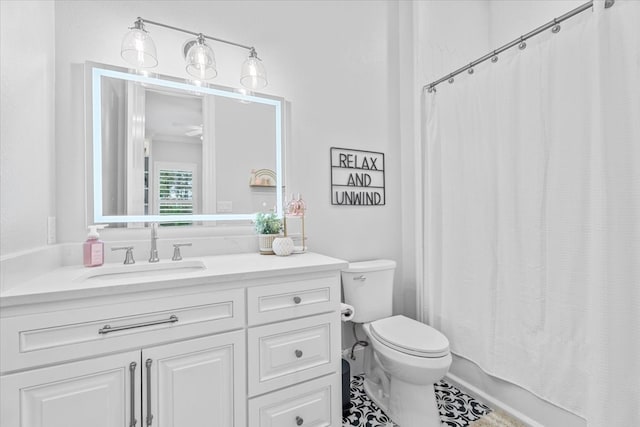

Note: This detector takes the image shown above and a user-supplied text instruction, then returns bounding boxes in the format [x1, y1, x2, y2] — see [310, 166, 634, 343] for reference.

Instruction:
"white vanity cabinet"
[247, 275, 343, 427]
[0, 332, 245, 427]
[0, 288, 246, 427]
[0, 252, 347, 427]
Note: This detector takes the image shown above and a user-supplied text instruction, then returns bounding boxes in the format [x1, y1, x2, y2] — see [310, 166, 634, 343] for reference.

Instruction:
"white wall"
[0, 1, 56, 256]
[416, 0, 491, 87]
[488, 1, 587, 46]
[49, 1, 411, 315]
[0, 0, 590, 348]
[0, 1, 594, 422]
[54, 2, 403, 231]
[415, 0, 587, 86]
[414, 0, 491, 327]
[0, 0, 413, 315]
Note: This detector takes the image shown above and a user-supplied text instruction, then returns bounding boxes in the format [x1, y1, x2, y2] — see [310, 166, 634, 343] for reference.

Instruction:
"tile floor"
[342, 375, 493, 427]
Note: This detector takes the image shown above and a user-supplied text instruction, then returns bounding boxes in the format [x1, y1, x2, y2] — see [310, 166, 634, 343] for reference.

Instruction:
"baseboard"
[445, 372, 544, 427]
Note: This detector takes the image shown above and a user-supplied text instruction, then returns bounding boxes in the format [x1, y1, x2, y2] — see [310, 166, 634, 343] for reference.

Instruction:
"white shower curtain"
[423, 1, 639, 424]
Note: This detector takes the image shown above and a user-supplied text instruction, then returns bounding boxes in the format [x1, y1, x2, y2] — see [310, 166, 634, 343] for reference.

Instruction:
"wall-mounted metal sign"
[330, 147, 385, 206]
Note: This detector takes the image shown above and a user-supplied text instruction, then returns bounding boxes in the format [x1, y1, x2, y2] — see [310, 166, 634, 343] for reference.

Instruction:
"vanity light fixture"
[240, 48, 267, 90]
[184, 34, 217, 80]
[120, 19, 158, 68]
[121, 17, 268, 89]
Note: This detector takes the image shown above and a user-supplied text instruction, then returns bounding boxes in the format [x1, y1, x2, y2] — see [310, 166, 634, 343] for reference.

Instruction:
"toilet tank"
[341, 259, 396, 323]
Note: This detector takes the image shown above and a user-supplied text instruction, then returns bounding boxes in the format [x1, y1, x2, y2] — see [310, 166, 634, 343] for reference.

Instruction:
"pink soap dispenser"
[83, 225, 104, 267]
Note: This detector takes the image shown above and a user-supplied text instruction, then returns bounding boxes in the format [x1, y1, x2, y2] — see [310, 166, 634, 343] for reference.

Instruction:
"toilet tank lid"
[343, 259, 396, 273]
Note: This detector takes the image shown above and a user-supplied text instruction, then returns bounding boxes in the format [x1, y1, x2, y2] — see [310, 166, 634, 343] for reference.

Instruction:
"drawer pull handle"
[99, 315, 179, 335]
[146, 359, 154, 426]
[293, 296, 302, 304]
[296, 416, 304, 426]
[295, 349, 303, 358]
[353, 275, 366, 281]
[129, 362, 137, 427]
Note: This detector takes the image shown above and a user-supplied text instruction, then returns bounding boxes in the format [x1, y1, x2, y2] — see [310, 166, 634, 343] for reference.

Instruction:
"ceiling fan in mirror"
[181, 124, 203, 138]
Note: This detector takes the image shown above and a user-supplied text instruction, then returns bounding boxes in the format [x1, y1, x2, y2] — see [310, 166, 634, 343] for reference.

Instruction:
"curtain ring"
[552, 19, 561, 33]
[467, 63, 474, 74]
[448, 74, 455, 84]
[518, 36, 527, 50]
[491, 51, 499, 63]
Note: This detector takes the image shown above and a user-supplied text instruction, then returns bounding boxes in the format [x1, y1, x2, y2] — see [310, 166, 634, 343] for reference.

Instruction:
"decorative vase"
[272, 237, 294, 256]
[258, 234, 278, 255]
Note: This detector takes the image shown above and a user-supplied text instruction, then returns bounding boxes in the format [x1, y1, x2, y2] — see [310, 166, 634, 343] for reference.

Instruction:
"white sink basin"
[80, 260, 206, 281]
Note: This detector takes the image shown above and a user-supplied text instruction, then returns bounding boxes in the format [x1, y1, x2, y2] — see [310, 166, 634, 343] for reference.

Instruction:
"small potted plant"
[254, 212, 282, 254]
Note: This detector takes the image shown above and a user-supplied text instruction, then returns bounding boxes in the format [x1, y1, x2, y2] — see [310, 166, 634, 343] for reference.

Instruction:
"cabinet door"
[0, 351, 141, 427]
[142, 330, 246, 427]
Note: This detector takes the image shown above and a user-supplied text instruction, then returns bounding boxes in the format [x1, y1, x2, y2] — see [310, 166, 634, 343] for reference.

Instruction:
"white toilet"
[341, 260, 451, 427]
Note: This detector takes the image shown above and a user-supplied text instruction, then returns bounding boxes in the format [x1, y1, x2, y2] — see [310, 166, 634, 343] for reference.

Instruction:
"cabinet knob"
[295, 349, 303, 358]
[296, 416, 304, 426]
[293, 296, 302, 304]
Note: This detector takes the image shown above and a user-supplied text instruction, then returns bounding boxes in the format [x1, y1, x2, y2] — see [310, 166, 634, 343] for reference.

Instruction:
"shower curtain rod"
[423, 0, 614, 92]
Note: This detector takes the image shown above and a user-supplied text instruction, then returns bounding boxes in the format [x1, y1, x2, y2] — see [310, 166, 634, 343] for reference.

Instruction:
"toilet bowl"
[341, 260, 452, 427]
[362, 316, 451, 427]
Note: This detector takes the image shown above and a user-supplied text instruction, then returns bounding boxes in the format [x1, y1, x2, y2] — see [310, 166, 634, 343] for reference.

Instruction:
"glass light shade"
[121, 28, 158, 68]
[185, 41, 217, 80]
[240, 55, 267, 90]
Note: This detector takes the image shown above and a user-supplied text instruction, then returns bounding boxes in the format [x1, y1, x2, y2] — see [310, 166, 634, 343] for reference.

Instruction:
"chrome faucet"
[172, 243, 192, 261]
[149, 223, 160, 263]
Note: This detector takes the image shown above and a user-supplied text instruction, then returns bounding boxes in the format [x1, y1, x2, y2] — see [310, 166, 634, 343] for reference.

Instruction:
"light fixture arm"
[135, 17, 255, 54]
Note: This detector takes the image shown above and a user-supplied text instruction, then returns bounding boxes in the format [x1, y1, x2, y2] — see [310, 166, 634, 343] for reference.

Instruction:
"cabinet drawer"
[1, 288, 244, 373]
[248, 374, 341, 427]
[248, 312, 340, 396]
[247, 276, 340, 325]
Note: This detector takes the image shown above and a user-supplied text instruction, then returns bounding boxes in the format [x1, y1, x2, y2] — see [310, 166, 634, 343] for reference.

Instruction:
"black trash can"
[342, 358, 351, 417]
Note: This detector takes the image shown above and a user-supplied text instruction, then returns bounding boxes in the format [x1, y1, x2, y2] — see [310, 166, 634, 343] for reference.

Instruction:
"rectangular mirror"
[86, 62, 284, 225]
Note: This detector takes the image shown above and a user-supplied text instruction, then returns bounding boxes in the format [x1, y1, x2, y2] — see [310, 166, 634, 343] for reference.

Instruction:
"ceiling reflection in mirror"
[89, 62, 283, 225]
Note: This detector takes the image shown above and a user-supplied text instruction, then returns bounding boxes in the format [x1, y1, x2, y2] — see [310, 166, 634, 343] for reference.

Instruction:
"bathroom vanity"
[0, 252, 347, 427]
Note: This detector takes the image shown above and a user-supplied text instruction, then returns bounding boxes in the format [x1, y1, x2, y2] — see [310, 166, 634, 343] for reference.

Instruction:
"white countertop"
[0, 252, 348, 308]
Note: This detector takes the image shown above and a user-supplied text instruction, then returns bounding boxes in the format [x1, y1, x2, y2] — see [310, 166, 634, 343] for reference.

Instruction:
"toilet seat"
[370, 315, 450, 358]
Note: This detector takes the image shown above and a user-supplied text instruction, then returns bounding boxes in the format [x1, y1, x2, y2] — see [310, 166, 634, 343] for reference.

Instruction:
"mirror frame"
[86, 61, 284, 224]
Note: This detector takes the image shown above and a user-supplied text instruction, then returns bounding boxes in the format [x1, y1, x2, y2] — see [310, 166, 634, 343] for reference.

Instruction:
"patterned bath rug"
[435, 380, 493, 426]
[468, 409, 528, 427]
[343, 375, 493, 427]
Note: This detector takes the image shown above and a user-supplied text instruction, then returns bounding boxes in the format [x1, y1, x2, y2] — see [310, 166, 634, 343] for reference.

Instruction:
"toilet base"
[364, 375, 442, 427]
[363, 376, 391, 415]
